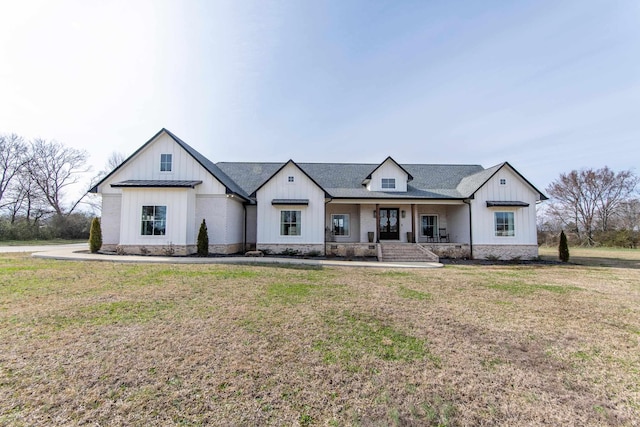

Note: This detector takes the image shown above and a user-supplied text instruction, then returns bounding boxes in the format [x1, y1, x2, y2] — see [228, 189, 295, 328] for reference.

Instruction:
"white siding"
[99, 132, 226, 196]
[120, 188, 195, 246]
[225, 197, 245, 245]
[256, 163, 325, 244]
[101, 194, 121, 245]
[195, 195, 228, 245]
[326, 204, 360, 243]
[471, 166, 539, 245]
[360, 204, 378, 242]
[245, 205, 257, 245]
[367, 159, 408, 192]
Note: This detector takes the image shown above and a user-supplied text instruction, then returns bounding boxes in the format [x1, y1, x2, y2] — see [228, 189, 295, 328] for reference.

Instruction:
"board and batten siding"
[470, 167, 539, 245]
[119, 188, 196, 246]
[101, 194, 121, 245]
[256, 163, 325, 245]
[99, 132, 227, 196]
[367, 159, 408, 192]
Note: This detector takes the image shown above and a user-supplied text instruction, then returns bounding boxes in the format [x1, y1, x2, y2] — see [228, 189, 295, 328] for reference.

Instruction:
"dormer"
[362, 156, 413, 192]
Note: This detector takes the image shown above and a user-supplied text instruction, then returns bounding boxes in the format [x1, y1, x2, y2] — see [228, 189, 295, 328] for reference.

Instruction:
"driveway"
[0, 243, 89, 253]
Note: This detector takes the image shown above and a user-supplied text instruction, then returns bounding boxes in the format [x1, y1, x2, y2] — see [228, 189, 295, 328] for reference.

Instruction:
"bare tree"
[546, 167, 638, 245]
[0, 133, 28, 209]
[26, 138, 89, 216]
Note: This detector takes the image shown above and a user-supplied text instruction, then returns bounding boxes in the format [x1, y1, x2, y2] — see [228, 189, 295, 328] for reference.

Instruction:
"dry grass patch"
[1, 251, 639, 426]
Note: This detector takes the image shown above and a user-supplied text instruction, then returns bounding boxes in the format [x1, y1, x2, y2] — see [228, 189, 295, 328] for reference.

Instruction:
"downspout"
[463, 199, 473, 259]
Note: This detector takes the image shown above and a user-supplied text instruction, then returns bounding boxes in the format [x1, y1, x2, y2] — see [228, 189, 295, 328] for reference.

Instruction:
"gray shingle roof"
[216, 162, 488, 199]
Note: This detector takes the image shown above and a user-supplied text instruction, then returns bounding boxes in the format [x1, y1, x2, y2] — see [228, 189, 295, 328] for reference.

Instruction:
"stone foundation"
[208, 243, 243, 255]
[257, 244, 325, 256]
[325, 243, 378, 258]
[420, 243, 471, 259]
[473, 244, 539, 260]
[107, 242, 243, 256]
[114, 244, 197, 256]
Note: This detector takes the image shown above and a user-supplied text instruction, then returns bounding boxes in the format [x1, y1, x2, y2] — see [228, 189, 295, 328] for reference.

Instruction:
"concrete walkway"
[16, 243, 443, 269]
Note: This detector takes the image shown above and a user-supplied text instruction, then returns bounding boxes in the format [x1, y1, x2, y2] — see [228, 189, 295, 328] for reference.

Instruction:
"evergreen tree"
[559, 230, 570, 262]
[89, 217, 102, 253]
[197, 219, 209, 256]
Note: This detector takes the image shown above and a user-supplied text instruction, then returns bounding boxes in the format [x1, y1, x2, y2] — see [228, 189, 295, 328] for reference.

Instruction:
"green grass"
[313, 311, 437, 369]
[0, 248, 639, 426]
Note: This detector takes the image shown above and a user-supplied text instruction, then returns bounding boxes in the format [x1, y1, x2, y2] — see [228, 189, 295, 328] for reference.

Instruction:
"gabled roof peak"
[363, 156, 414, 184]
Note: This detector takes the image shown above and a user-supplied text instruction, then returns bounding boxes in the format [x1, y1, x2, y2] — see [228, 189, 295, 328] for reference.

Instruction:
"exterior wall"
[195, 195, 244, 254]
[225, 197, 245, 249]
[415, 205, 448, 243]
[445, 204, 470, 244]
[326, 243, 378, 257]
[360, 204, 378, 242]
[101, 194, 122, 246]
[470, 166, 539, 247]
[473, 244, 539, 260]
[325, 204, 360, 243]
[367, 159, 408, 192]
[256, 162, 325, 247]
[245, 205, 257, 247]
[119, 188, 195, 247]
[99, 132, 227, 196]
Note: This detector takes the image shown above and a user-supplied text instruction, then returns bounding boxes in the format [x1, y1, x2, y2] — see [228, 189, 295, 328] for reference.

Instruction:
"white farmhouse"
[91, 129, 547, 261]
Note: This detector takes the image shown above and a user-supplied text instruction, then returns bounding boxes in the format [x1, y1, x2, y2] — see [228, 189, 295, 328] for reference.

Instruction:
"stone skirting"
[104, 243, 243, 256]
[257, 243, 325, 256]
[473, 244, 539, 260]
[114, 244, 197, 256]
[419, 243, 471, 259]
[325, 243, 378, 258]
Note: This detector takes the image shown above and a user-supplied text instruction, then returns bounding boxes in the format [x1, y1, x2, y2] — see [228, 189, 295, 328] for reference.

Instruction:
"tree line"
[0, 133, 122, 240]
[539, 166, 639, 248]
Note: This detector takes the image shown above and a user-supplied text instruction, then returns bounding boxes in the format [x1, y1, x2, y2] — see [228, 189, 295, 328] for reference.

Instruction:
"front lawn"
[1, 251, 638, 426]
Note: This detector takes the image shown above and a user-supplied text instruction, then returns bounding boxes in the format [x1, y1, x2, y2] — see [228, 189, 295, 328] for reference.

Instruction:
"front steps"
[379, 243, 439, 263]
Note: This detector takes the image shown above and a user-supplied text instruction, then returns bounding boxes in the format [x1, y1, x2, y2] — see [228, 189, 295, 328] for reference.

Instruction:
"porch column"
[411, 204, 416, 243]
[375, 204, 380, 243]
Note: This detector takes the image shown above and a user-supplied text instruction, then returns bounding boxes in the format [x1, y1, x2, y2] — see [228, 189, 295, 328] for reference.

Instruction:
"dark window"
[331, 214, 350, 236]
[141, 205, 166, 235]
[160, 154, 172, 172]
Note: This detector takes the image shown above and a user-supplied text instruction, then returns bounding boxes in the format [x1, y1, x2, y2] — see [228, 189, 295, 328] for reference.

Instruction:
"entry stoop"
[380, 243, 439, 262]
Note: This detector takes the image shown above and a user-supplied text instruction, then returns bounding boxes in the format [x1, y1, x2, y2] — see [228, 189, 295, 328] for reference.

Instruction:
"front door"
[379, 208, 400, 240]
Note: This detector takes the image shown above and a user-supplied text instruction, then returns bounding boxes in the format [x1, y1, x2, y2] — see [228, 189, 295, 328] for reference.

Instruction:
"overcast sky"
[1, 0, 639, 196]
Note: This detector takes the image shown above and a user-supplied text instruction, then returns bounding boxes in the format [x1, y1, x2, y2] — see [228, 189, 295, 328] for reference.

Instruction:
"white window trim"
[287, 175, 295, 183]
[141, 205, 167, 236]
[381, 178, 396, 189]
[160, 153, 173, 172]
[494, 211, 515, 237]
[419, 214, 438, 237]
[331, 213, 350, 237]
[280, 210, 302, 236]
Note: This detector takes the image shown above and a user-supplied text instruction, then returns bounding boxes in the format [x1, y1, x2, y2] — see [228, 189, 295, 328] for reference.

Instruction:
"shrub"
[559, 230, 570, 262]
[88, 217, 102, 253]
[197, 219, 209, 256]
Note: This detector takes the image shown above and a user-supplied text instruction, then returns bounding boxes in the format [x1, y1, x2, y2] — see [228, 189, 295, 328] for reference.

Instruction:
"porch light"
[373, 210, 376, 218]
[401, 210, 406, 218]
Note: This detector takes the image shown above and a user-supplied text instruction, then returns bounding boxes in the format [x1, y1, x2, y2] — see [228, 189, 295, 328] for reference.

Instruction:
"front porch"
[324, 242, 471, 260]
[325, 200, 470, 242]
